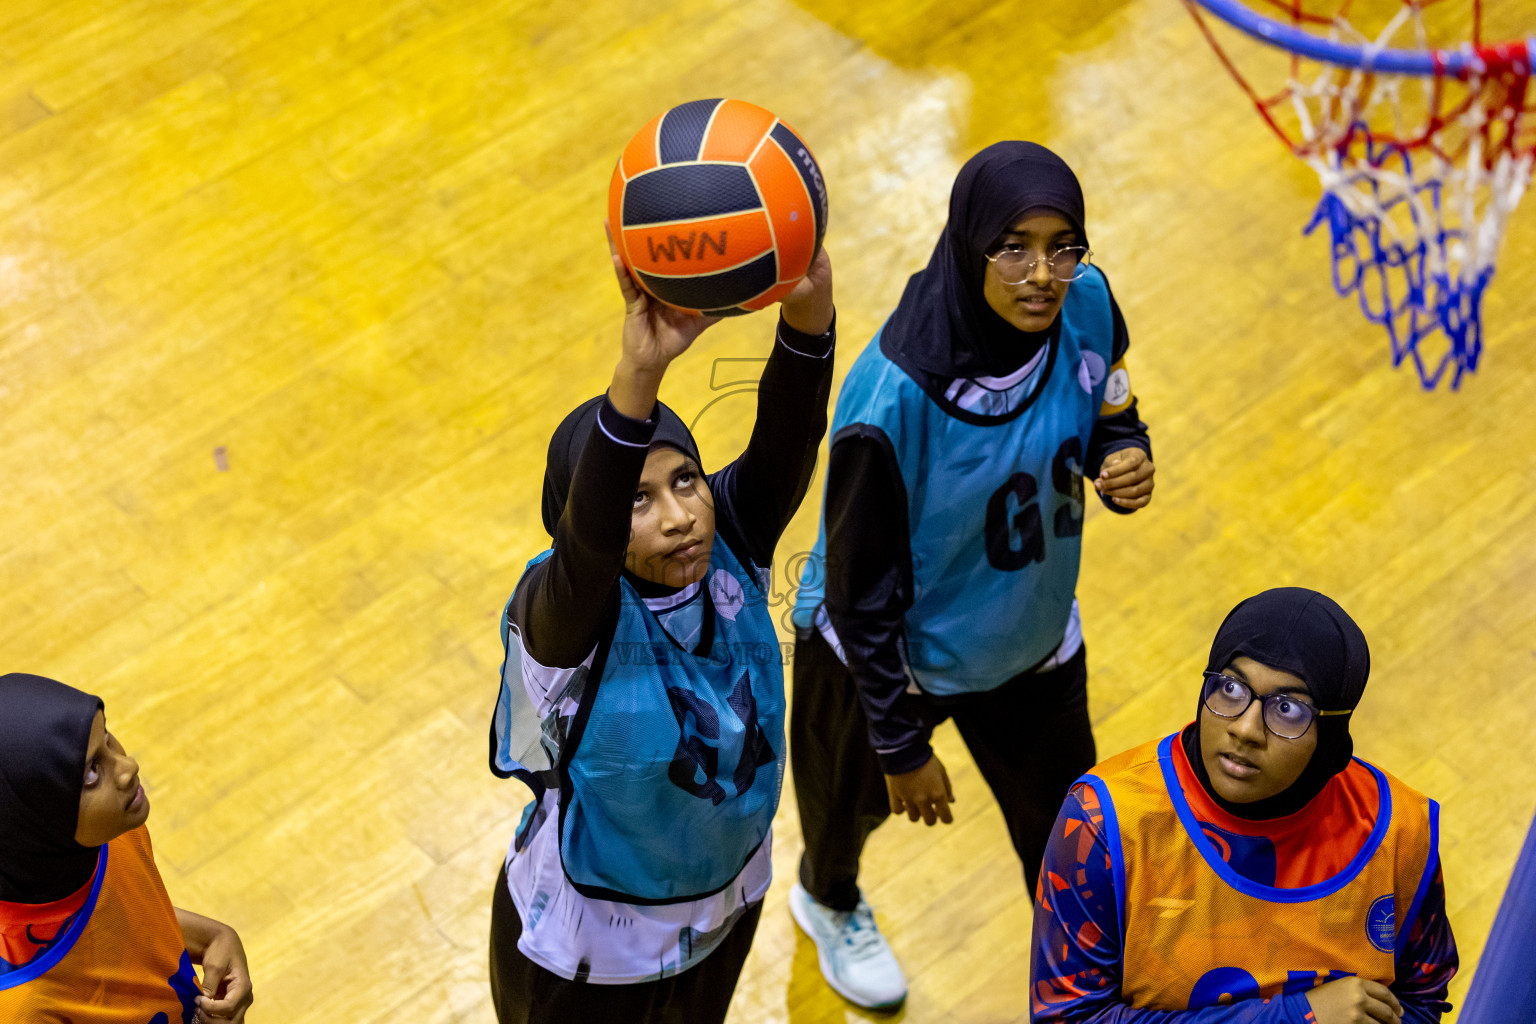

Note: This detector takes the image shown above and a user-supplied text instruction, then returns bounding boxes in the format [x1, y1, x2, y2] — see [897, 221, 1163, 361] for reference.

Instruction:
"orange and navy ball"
[608, 98, 829, 316]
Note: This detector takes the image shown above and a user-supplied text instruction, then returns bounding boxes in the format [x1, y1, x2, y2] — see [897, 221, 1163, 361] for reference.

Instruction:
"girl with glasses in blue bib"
[787, 141, 1155, 1009]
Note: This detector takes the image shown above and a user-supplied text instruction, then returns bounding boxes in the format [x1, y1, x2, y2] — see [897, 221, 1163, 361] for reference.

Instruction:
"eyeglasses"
[985, 245, 1093, 285]
[1200, 671, 1352, 740]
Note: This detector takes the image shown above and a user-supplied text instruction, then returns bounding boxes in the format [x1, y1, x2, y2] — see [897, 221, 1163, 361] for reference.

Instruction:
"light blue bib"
[493, 537, 785, 904]
[794, 267, 1117, 695]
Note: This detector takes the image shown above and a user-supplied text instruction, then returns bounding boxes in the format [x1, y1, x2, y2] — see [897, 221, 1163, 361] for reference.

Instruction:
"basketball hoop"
[1185, 0, 1536, 389]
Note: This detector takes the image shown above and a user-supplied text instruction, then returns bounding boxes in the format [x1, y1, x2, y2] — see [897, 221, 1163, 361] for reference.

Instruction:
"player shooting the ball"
[485, 227, 835, 1024]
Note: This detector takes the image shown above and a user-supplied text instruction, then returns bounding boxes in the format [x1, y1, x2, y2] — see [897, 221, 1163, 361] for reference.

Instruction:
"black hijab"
[880, 141, 1089, 381]
[540, 395, 703, 537]
[0, 673, 105, 903]
[1183, 588, 1371, 820]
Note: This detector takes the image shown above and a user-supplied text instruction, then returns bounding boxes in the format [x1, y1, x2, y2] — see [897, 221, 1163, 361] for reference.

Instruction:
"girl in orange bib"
[0, 673, 254, 1023]
[1030, 590, 1456, 1023]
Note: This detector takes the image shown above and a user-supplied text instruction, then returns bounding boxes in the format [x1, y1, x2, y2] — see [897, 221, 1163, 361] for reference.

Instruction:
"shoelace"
[838, 904, 886, 959]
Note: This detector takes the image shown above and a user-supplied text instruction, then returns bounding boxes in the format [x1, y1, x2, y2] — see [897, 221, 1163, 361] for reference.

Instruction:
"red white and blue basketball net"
[1187, 0, 1535, 389]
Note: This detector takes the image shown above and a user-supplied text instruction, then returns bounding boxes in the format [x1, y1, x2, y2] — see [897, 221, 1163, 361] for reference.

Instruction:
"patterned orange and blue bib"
[0, 826, 198, 1023]
[1081, 734, 1438, 1008]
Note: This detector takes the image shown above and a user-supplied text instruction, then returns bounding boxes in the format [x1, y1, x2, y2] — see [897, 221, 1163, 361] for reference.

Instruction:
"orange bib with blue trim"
[1081, 734, 1439, 1009]
[0, 826, 199, 1024]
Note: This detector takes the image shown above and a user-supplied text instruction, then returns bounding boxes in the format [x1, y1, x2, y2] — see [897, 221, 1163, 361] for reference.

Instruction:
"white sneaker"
[789, 882, 907, 1010]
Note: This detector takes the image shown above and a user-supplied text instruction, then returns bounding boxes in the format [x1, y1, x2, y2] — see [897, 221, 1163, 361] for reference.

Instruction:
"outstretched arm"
[709, 250, 836, 568]
[514, 226, 720, 669]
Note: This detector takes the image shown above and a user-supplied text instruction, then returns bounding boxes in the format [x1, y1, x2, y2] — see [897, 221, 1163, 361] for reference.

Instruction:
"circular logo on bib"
[710, 568, 744, 621]
[1078, 351, 1107, 393]
[1365, 894, 1395, 953]
[1104, 367, 1131, 407]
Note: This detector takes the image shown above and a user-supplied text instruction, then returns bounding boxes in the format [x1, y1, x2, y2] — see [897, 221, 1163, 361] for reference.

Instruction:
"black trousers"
[488, 861, 763, 1024]
[790, 628, 1096, 911]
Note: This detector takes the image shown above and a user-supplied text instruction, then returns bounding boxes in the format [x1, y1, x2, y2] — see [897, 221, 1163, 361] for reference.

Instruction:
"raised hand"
[780, 248, 834, 336]
[606, 222, 720, 378]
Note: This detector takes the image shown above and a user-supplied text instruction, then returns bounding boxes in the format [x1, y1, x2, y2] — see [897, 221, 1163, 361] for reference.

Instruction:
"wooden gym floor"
[2, 0, 1533, 1020]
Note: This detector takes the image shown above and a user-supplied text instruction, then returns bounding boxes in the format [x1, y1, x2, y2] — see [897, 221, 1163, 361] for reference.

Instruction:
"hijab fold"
[879, 141, 1089, 381]
[540, 396, 703, 538]
[1185, 588, 1371, 820]
[0, 673, 104, 903]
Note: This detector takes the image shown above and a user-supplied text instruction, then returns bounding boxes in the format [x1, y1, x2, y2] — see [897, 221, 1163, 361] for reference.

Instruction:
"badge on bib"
[1366, 894, 1395, 953]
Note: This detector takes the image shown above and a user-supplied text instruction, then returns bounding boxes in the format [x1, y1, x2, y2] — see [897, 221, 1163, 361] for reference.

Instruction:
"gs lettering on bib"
[793, 266, 1118, 695]
[1078, 734, 1439, 1009]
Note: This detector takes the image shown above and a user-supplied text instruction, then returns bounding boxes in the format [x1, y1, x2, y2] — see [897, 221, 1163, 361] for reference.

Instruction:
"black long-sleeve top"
[823, 292, 1149, 774]
[512, 317, 835, 670]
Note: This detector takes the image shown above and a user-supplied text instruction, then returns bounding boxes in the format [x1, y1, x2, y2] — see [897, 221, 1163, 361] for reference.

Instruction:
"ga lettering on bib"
[492, 537, 786, 904]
